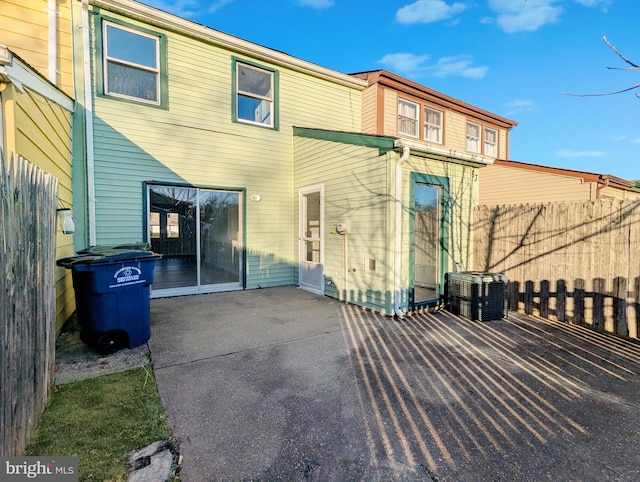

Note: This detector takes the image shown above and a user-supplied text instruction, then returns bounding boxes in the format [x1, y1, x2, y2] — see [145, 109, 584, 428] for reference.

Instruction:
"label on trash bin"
[109, 265, 146, 288]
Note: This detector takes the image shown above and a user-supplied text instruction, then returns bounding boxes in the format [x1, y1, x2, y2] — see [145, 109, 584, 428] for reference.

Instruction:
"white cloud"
[396, 0, 466, 24]
[504, 98, 537, 115]
[429, 55, 488, 78]
[632, 138, 640, 144]
[555, 149, 605, 158]
[379, 53, 431, 75]
[139, 0, 234, 17]
[487, 0, 608, 34]
[298, 0, 335, 8]
[379, 53, 487, 79]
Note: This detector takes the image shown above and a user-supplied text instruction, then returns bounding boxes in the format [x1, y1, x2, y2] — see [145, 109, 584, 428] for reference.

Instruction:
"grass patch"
[25, 366, 171, 481]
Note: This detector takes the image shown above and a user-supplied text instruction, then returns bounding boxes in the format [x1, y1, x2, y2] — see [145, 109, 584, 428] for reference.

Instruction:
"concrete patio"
[149, 286, 640, 481]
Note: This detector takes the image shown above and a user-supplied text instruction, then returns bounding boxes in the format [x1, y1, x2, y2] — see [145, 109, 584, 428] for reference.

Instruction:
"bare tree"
[563, 36, 640, 98]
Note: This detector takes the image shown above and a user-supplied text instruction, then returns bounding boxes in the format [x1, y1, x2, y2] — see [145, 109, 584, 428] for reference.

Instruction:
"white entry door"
[299, 186, 324, 295]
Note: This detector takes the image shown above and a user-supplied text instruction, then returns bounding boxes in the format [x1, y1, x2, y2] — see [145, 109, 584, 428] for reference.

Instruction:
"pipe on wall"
[82, 0, 97, 245]
[394, 145, 411, 318]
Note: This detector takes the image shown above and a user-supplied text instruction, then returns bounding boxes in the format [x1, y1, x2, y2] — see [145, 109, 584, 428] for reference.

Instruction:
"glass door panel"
[148, 185, 242, 295]
[414, 184, 440, 304]
[199, 190, 240, 286]
[149, 186, 197, 290]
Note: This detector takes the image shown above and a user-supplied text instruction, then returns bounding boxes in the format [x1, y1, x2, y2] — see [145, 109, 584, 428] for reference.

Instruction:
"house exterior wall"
[1, 73, 74, 332]
[293, 130, 479, 314]
[479, 163, 640, 205]
[293, 135, 393, 313]
[356, 71, 515, 161]
[78, 3, 364, 291]
[0, 0, 74, 97]
[479, 163, 593, 204]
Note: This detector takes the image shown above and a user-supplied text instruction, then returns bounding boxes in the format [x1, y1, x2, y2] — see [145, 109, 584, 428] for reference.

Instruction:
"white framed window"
[102, 21, 161, 105]
[424, 107, 443, 143]
[398, 98, 419, 137]
[484, 127, 498, 157]
[235, 61, 275, 128]
[466, 121, 481, 153]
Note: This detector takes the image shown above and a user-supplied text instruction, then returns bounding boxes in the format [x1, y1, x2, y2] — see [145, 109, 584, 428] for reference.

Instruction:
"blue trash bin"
[58, 244, 162, 354]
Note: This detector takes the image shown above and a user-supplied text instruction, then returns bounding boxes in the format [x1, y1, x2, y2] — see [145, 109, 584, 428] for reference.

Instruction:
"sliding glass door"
[148, 185, 243, 296]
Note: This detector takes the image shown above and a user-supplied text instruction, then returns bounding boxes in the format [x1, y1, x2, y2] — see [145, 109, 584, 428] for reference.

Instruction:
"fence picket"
[474, 199, 640, 339]
[0, 152, 58, 456]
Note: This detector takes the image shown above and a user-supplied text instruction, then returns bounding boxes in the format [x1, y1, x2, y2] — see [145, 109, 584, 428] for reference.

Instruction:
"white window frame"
[424, 107, 443, 144]
[102, 21, 161, 105]
[484, 127, 498, 157]
[398, 98, 419, 138]
[235, 62, 275, 128]
[466, 121, 481, 153]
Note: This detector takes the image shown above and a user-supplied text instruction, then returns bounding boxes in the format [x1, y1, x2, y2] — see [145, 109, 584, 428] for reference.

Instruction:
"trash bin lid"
[57, 243, 161, 268]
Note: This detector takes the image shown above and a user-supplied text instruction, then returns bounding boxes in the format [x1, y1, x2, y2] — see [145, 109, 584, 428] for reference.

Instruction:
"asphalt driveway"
[149, 286, 640, 481]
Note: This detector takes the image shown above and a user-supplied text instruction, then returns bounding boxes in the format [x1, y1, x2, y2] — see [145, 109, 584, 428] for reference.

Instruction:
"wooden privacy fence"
[474, 200, 640, 339]
[1, 152, 59, 456]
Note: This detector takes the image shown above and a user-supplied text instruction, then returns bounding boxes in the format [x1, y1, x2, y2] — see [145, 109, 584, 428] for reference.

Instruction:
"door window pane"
[149, 186, 198, 290]
[414, 184, 440, 303]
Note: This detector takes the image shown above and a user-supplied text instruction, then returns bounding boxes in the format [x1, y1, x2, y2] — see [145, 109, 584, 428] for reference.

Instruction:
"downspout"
[47, 0, 57, 84]
[394, 145, 411, 318]
[82, 0, 97, 245]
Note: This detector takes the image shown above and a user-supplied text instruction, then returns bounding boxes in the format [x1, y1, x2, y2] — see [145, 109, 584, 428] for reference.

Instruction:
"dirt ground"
[54, 316, 151, 385]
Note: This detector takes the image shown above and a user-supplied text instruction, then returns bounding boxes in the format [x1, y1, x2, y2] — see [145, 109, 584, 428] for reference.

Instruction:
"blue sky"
[138, 0, 639, 181]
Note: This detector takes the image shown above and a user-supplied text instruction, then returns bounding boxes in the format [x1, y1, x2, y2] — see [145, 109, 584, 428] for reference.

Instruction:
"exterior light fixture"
[250, 194, 262, 202]
[57, 208, 75, 234]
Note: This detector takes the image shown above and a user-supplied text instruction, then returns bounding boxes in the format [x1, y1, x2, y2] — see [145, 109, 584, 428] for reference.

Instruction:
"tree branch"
[562, 82, 640, 97]
[603, 36, 639, 69]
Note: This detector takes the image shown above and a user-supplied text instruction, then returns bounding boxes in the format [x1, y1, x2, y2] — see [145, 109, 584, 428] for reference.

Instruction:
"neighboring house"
[0, 0, 75, 332]
[67, 0, 518, 317]
[479, 159, 640, 205]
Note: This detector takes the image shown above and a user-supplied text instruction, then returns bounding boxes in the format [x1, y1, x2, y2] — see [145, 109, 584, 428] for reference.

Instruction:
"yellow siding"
[499, 128, 508, 159]
[3, 82, 74, 332]
[599, 186, 640, 201]
[88, 9, 363, 289]
[361, 85, 378, 134]
[403, 156, 477, 274]
[0, 0, 74, 97]
[294, 137, 391, 313]
[445, 110, 468, 153]
[479, 164, 594, 205]
[383, 89, 397, 136]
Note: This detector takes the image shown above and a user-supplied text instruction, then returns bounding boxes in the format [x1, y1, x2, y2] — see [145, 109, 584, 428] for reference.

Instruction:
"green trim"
[231, 57, 279, 131]
[409, 172, 450, 310]
[94, 14, 169, 109]
[293, 127, 395, 154]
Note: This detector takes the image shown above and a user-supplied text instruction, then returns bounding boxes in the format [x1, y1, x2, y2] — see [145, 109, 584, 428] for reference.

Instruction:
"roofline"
[351, 70, 518, 130]
[493, 159, 639, 191]
[90, 0, 368, 90]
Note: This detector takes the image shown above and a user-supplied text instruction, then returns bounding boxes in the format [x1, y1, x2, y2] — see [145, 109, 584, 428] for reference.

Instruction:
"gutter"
[393, 145, 411, 318]
[82, 0, 97, 245]
[47, 0, 57, 84]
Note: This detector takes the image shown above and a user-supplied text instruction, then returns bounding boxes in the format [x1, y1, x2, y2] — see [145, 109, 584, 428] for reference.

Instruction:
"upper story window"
[466, 121, 481, 153]
[101, 20, 164, 106]
[234, 59, 278, 129]
[398, 99, 419, 138]
[484, 127, 498, 157]
[424, 107, 443, 144]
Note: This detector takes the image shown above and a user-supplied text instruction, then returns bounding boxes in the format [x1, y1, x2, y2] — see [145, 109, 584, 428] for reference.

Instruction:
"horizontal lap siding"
[14, 86, 74, 332]
[91, 10, 363, 290]
[0, 0, 74, 97]
[294, 137, 391, 313]
[479, 164, 593, 204]
[403, 157, 477, 274]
